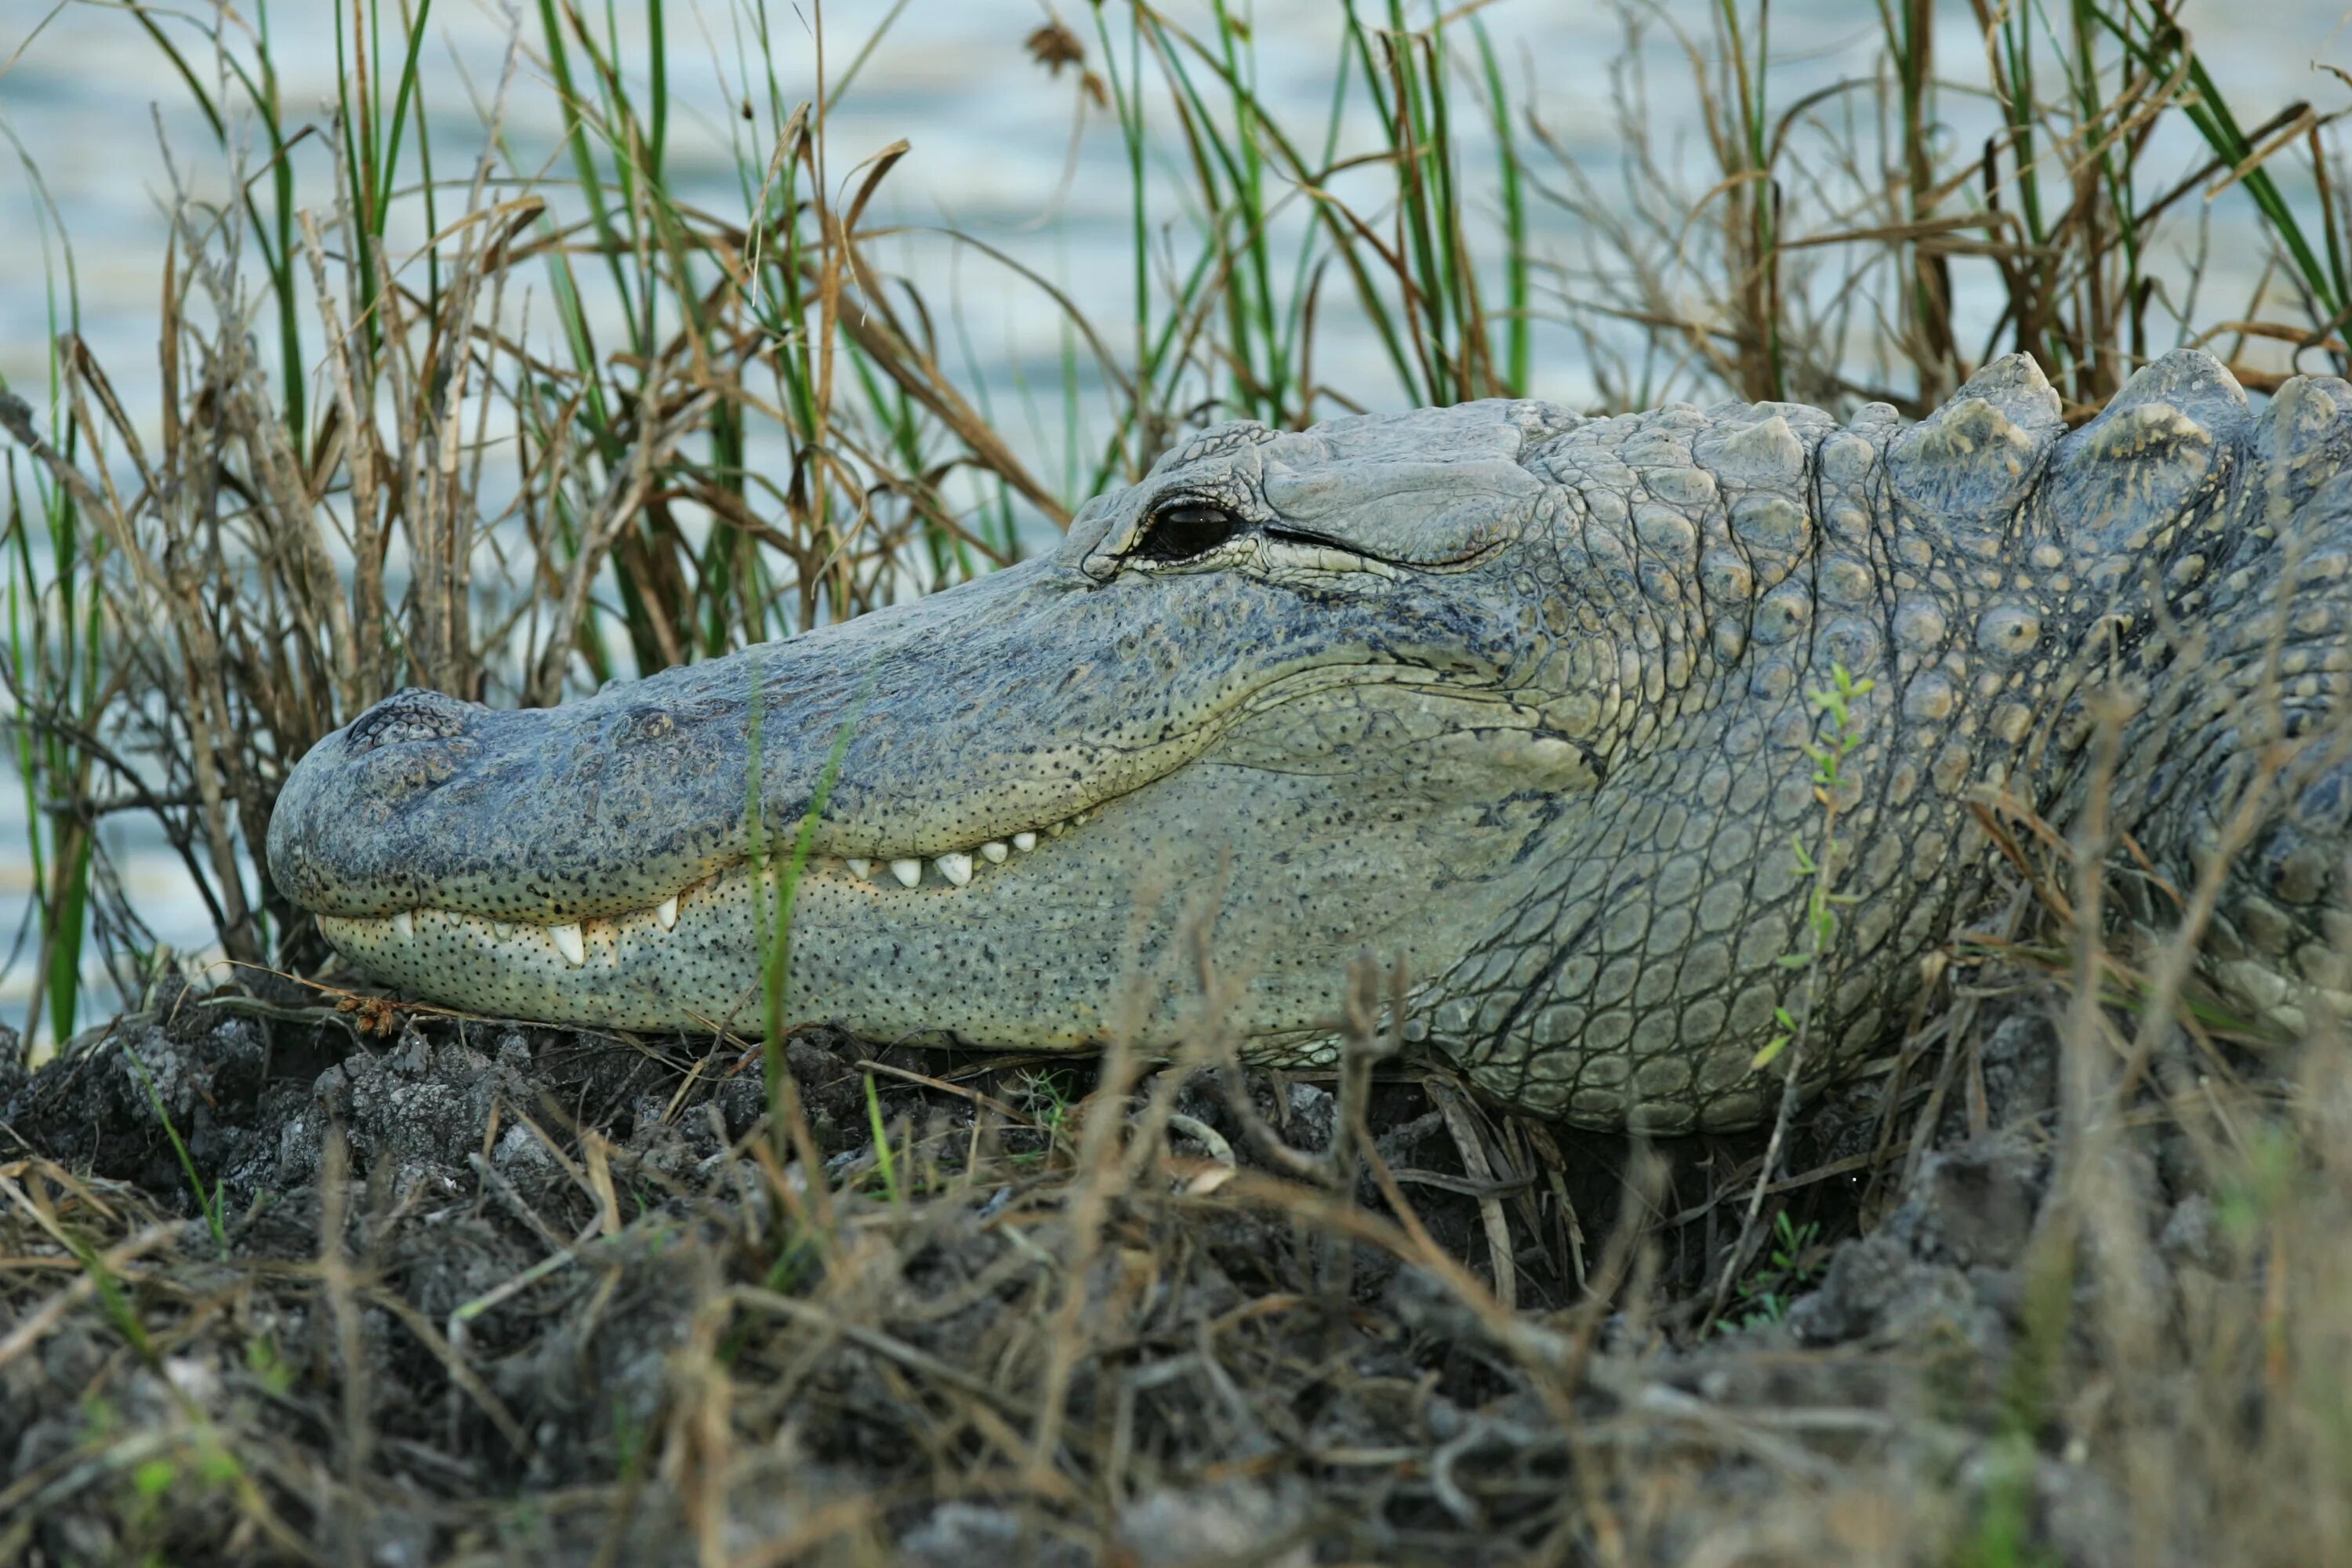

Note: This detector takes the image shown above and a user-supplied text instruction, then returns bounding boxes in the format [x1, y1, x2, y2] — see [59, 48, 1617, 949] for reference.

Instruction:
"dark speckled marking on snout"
[278, 353, 2352, 1130]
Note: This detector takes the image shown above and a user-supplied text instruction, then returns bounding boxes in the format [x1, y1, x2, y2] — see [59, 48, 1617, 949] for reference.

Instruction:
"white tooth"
[1011, 831, 1037, 852]
[846, 858, 873, 879]
[1047, 821, 1067, 837]
[654, 895, 679, 931]
[550, 922, 586, 967]
[979, 840, 1009, 863]
[936, 851, 974, 887]
[390, 911, 414, 941]
[889, 858, 923, 887]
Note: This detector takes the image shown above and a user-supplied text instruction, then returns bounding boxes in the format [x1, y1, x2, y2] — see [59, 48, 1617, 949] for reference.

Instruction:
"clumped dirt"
[0, 971, 2325, 1566]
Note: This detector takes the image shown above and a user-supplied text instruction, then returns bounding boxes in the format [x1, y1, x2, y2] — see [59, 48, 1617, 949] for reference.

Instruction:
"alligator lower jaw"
[315, 800, 1105, 976]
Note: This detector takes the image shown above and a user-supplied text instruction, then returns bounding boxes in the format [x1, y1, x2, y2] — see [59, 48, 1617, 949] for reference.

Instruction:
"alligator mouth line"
[308, 662, 1533, 977]
[317, 801, 1104, 971]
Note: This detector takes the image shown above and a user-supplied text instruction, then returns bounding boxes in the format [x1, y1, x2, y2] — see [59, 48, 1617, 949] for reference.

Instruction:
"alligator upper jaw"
[265, 550, 1501, 930]
[292, 655, 1478, 951]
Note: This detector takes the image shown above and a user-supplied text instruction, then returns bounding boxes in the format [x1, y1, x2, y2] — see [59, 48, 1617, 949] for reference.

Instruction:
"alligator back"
[1440, 350, 2352, 1126]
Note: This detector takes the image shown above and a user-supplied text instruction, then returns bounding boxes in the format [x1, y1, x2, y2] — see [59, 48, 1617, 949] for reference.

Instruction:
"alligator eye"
[1134, 501, 1248, 563]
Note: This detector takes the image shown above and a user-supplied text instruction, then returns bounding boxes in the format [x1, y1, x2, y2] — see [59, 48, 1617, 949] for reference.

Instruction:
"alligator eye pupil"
[1136, 503, 1247, 562]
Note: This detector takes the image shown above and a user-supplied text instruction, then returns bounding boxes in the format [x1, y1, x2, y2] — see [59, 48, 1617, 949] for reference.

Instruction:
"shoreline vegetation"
[2, 2, 2350, 1562]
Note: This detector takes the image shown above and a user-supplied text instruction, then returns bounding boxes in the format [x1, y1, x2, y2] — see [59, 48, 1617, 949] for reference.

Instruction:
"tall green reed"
[1540, 0, 2351, 414]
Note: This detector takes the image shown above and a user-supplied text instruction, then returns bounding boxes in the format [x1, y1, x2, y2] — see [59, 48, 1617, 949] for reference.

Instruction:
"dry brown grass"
[1, 884, 2348, 1564]
[1535, 1, 2352, 417]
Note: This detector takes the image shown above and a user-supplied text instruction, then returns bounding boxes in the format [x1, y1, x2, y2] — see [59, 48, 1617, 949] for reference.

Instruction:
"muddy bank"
[0, 981, 2318, 1566]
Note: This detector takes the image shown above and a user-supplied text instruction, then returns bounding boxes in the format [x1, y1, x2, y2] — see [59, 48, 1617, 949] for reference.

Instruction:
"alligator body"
[269, 350, 2352, 1130]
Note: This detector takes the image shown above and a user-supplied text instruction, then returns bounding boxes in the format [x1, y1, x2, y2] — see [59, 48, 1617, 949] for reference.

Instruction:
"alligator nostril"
[345, 688, 482, 754]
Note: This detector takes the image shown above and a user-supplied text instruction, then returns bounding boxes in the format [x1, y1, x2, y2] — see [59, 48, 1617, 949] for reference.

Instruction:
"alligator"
[268, 349, 2352, 1131]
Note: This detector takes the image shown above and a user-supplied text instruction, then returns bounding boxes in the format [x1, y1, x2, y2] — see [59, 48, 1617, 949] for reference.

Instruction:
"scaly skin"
[268, 350, 2352, 1130]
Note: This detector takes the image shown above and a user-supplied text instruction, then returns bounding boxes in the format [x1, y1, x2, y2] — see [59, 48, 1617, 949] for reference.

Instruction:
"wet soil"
[0, 976, 2245, 1565]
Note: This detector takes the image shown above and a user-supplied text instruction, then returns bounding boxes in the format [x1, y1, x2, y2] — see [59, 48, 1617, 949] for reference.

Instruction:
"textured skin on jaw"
[270, 350, 2352, 1130]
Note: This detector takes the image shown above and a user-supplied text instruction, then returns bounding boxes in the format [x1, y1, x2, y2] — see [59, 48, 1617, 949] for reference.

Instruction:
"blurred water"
[2, 0, 2349, 1039]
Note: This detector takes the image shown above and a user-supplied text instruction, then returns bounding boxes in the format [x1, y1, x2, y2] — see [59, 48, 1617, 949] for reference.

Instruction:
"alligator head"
[270, 401, 1614, 1074]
